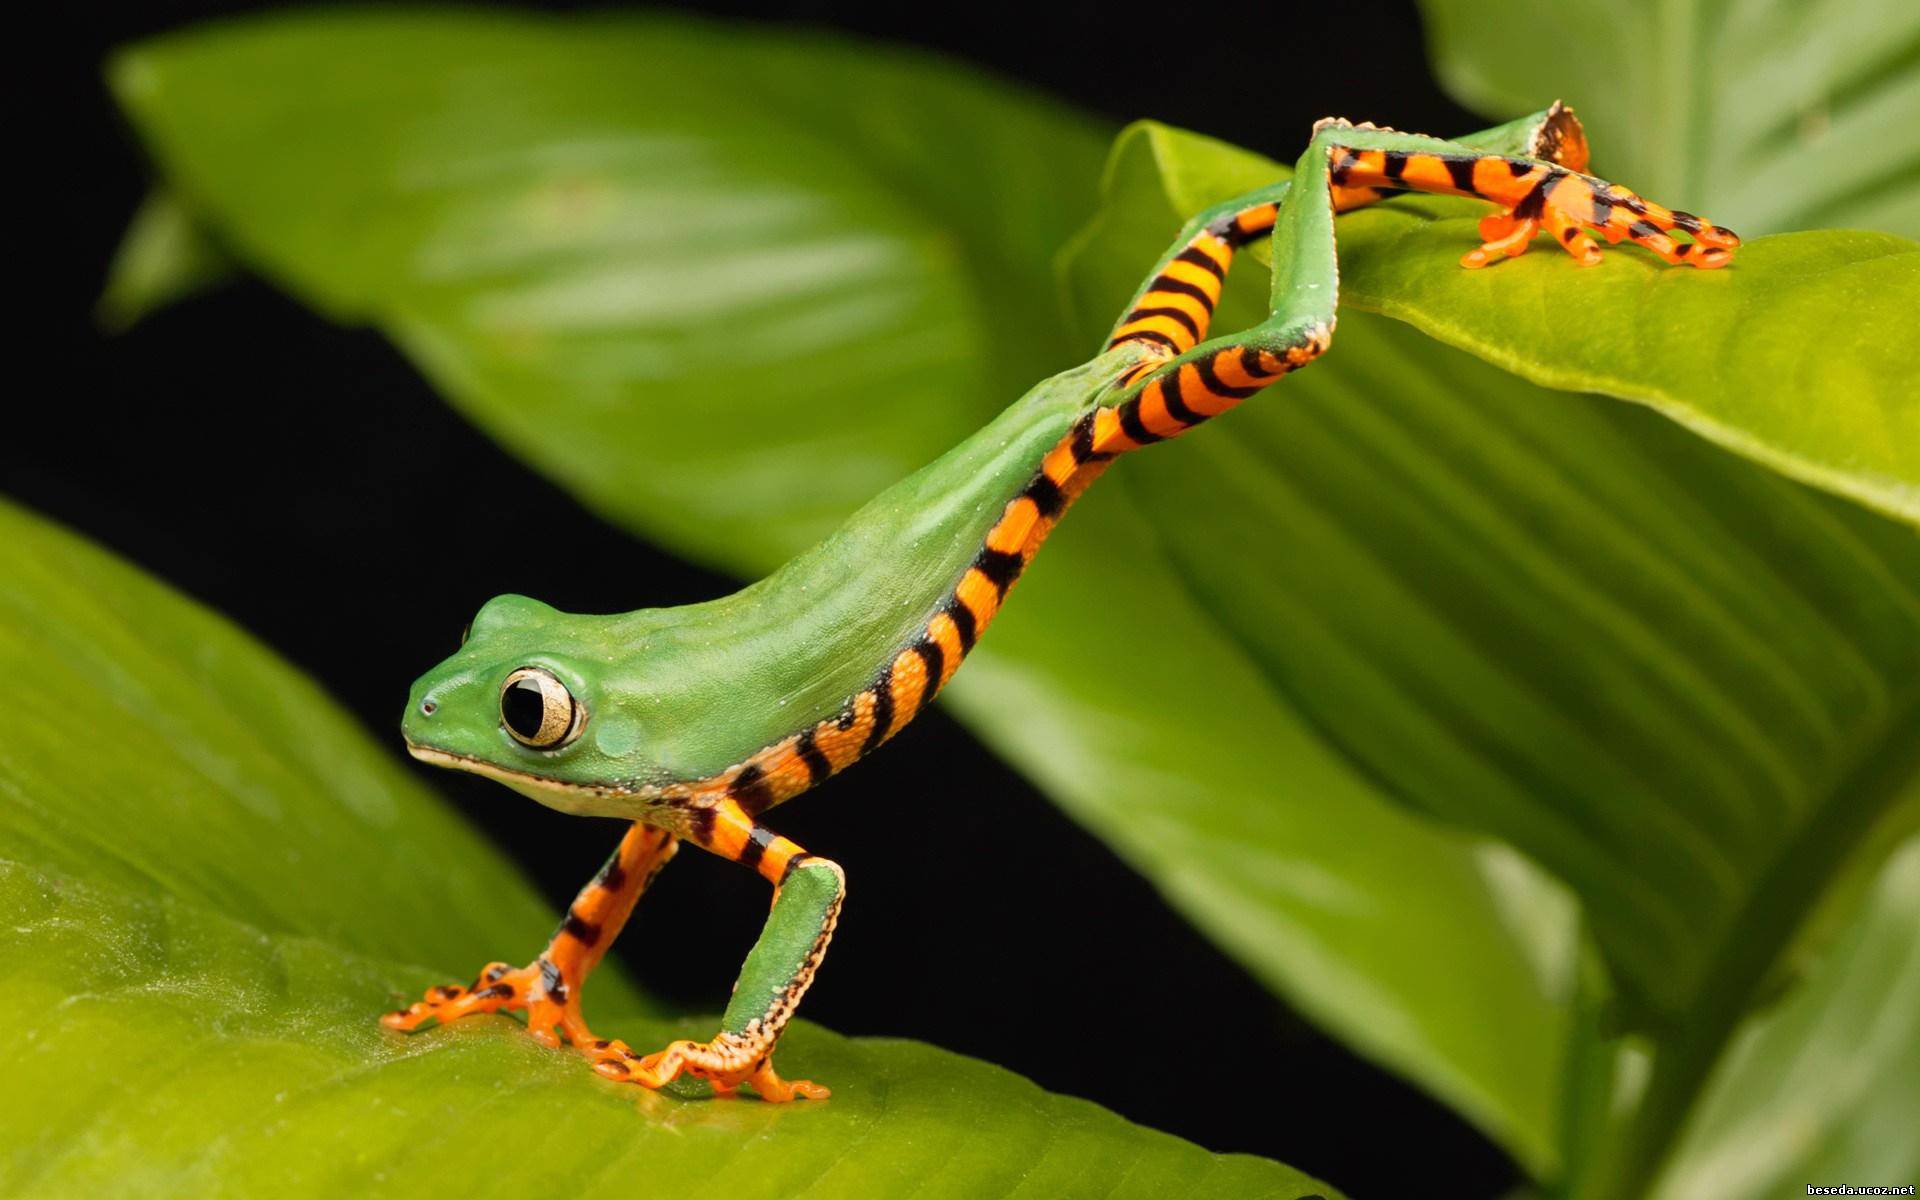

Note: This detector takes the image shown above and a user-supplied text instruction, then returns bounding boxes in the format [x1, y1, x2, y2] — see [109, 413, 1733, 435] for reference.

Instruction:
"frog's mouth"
[403, 741, 637, 807]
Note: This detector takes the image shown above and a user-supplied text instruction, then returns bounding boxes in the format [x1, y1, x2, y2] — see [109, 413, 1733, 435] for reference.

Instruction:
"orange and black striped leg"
[1089, 329, 1325, 454]
[1093, 120, 1370, 451]
[1105, 198, 1279, 374]
[586, 799, 840, 1102]
[1102, 107, 1599, 379]
[383, 822, 677, 1048]
[1321, 124, 1740, 269]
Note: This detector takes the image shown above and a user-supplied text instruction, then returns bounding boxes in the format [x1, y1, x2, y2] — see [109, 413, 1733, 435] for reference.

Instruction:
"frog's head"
[400, 593, 655, 817]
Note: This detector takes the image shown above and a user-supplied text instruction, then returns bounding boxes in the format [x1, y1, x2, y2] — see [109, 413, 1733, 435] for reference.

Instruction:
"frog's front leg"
[587, 797, 841, 1102]
[383, 821, 677, 1048]
[1317, 120, 1741, 269]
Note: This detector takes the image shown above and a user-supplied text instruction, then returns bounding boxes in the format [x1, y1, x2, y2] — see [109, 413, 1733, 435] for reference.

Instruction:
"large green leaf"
[106, 8, 1579, 1177]
[1412, 0, 1920, 526]
[1338, 204, 1917, 525]
[1408, 8, 1920, 1192]
[1649, 831, 1920, 1198]
[1071, 124, 1920, 1198]
[0, 499, 1335, 1199]
[108, 9, 1104, 572]
[1085, 123, 1920, 1017]
[1419, 0, 1920, 239]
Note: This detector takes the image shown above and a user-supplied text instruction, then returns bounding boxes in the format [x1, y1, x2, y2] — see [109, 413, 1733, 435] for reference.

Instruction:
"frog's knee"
[781, 855, 845, 898]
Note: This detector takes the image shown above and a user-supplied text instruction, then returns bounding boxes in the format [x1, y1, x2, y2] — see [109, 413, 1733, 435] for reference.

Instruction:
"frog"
[384, 102, 1738, 1101]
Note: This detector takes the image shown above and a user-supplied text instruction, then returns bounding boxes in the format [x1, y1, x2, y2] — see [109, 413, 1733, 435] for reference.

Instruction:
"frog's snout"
[406, 679, 438, 721]
[401, 677, 452, 747]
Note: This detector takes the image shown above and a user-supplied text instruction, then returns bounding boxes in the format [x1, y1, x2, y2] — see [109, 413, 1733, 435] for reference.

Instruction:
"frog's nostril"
[420, 699, 437, 717]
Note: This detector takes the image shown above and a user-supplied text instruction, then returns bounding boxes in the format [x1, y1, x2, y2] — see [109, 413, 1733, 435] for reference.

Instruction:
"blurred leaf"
[0, 498, 1335, 1199]
[107, 8, 1579, 1177]
[1070, 123, 1920, 1198]
[108, 9, 1107, 572]
[1419, 0, 1920, 238]
[96, 189, 234, 330]
[1650, 830, 1920, 1199]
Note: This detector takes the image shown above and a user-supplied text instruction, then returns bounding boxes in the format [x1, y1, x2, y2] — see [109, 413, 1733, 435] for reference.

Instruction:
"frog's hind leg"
[1100, 104, 1602, 392]
[1092, 126, 1352, 454]
[587, 798, 840, 1102]
[383, 821, 677, 1049]
[1090, 110, 1742, 455]
[1104, 191, 1284, 371]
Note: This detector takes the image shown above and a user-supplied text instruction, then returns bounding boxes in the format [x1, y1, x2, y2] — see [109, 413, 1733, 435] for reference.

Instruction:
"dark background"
[33, 3, 1504, 1194]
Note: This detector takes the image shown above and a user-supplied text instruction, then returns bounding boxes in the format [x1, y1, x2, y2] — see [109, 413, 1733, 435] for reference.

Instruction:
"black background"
[33, 3, 1510, 1194]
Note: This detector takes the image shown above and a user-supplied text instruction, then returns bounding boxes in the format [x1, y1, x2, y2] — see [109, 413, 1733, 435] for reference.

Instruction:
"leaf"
[1649, 830, 1920, 1198]
[943, 493, 1582, 1177]
[105, 8, 1580, 1177]
[0, 498, 1336, 1199]
[108, 8, 1107, 573]
[1076, 117, 1920, 1019]
[95, 189, 234, 331]
[1338, 204, 1918, 526]
[1068, 123, 1920, 1197]
[1107, 125, 1920, 527]
[1418, 0, 1920, 239]
[1418, 0, 1920, 525]
[0, 497, 578, 984]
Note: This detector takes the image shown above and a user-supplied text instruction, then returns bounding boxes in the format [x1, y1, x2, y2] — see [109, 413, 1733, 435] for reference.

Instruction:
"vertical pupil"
[502, 678, 550, 739]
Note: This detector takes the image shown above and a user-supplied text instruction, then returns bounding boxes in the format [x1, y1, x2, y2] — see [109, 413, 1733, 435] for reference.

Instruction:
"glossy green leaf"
[1112, 123, 1920, 527]
[0, 499, 579, 985]
[1414, 0, 1920, 525]
[1068, 123, 1920, 1198]
[944, 493, 1581, 1177]
[106, 9, 1579, 1177]
[109, 9, 1105, 573]
[1075, 118, 1920, 1019]
[1338, 204, 1918, 525]
[1649, 830, 1920, 1198]
[1419, 0, 1920, 239]
[0, 499, 1335, 1199]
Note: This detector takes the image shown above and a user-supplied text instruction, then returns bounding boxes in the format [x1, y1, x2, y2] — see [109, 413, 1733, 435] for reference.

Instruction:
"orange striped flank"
[670, 410, 1132, 826]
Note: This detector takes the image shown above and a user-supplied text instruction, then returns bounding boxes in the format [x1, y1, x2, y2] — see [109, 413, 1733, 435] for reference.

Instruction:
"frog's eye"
[500, 667, 582, 750]
[458, 622, 472, 648]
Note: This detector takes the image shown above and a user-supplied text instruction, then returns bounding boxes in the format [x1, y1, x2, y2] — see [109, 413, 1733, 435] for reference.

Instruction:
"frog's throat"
[404, 742, 643, 804]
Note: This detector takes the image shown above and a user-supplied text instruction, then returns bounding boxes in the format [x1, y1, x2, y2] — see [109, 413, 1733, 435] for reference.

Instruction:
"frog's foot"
[588, 1034, 830, 1102]
[382, 959, 594, 1049]
[1463, 177, 1740, 270]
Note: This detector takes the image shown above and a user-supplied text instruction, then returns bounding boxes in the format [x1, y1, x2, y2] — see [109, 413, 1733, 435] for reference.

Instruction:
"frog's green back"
[619, 348, 1137, 780]
[404, 345, 1145, 803]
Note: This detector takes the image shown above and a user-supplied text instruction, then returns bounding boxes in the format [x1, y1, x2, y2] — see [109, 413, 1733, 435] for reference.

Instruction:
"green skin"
[399, 348, 1146, 808]
[398, 107, 1592, 1084]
